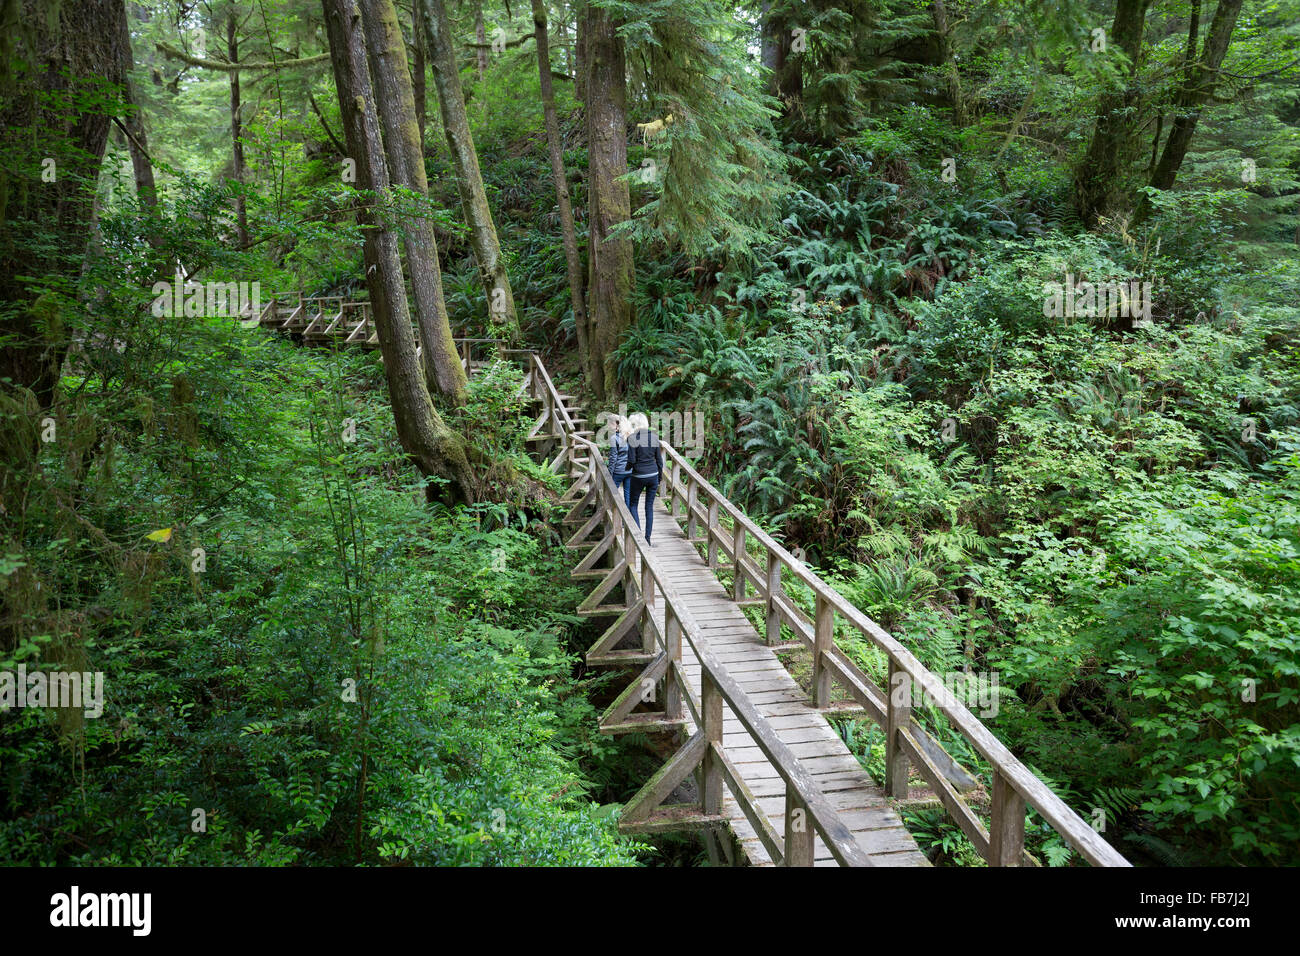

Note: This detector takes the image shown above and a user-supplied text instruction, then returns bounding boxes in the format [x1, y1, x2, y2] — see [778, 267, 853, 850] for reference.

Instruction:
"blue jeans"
[612, 472, 632, 510]
[629, 474, 660, 540]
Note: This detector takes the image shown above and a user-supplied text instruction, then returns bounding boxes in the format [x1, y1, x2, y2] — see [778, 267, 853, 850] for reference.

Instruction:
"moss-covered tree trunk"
[1148, 0, 1244, 191]
[581, 1, 634, 401]
[531, 0, 588, 354]
[1073, 0, 1152, 226]
[227, 11, 250, 248]
[417, 0, 519, 341]
[358, 0, 469, 407]
[0, 0, 127, 415]
[412, 6, 427, 143]
[474, 0, 488, 79]
[322, 0, 477, 502]
[930, 0, 967, 127]
[760, 1, 801, 114]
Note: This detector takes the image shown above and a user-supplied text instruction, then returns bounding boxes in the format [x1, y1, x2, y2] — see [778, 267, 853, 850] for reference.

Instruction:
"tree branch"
[154, 41, 330, 72]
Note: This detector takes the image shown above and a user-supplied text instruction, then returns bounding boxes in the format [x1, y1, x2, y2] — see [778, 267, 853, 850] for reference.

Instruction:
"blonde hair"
[628, 412, 650, 431]
[618, 415, 634, 438]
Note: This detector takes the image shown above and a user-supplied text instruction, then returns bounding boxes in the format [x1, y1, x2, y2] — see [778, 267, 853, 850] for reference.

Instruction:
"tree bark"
[227, 12, 250, 248]
[321, 0, 477, 501]
[531, 0, 588, 352]
[359, 0, 469, 406]
[0, 0, 127, 414]
[760, 1, 800, 112]
[474, 0, 489, 79]
[581, 1, 634, 400]
[1073, 0, 1152, 226]
[417, 0, 520, 340]
[412, 4, 427, 143]
[930, 0, 968, 126]
[1149, 0, 1244, 190]
[116, 2, 168, 282]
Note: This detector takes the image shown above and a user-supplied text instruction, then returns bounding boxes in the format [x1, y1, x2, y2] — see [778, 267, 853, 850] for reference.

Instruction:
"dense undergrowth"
[0, 294, 645, 864]
[608, 130, 1300, 865]
[5, 0, 1298, 871]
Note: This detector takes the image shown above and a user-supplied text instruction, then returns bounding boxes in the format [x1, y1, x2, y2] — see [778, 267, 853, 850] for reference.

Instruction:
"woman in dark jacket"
[606, 415, 632, 507]
[625, 412, 663, 544]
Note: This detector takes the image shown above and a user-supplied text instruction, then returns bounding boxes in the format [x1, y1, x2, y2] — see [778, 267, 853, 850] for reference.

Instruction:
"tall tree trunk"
[321, 0, 476, 501]
[418, 0, 520, 340]
[227, 12, 250, 248]
[531, 0, 587, 352]
[1149, 0, 1244, 190]
[412, 4, 427, 143]
[930, 0, 968, 126]
[116, 1, 168, 283]
[474, 0, 488, 79]
[760, 1, 800, 113]
[1073, 0, 1152, 226]
[359, 0, 469, 406]
[555, 3, 572, 76]
[581, 1, 633, 400]
[0, 0, 128, 415]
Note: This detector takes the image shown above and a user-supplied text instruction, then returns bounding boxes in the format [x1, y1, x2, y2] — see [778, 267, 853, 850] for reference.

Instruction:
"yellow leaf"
[146, 527, 173, 543]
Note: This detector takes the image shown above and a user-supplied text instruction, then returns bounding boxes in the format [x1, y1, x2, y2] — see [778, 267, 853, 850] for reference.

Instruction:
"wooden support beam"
[885, 657, 911, 799]
[989, 769, 1027, 867]
[812, 594, 833, 708]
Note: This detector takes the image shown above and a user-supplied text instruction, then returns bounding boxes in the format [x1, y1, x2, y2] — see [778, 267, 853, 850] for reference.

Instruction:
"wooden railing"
[250, 292, 1129, 866]
[647, 441, 1130, 867]
[503, 338, 1127, 867]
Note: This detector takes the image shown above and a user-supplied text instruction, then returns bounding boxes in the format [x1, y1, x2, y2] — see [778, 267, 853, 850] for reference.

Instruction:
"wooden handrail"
[566, 428, 874, 866]
[650, 438, 1130, 867]
[249, 297, 1128, 867]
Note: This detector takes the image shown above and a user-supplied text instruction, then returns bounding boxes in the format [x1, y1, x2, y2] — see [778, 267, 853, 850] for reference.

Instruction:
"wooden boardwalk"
[640, 498, 928, 865]
[251, 293, 1131, 868]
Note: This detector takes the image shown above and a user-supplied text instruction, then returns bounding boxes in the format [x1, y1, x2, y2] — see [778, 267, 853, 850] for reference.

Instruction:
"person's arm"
[656, 442, 664, 482]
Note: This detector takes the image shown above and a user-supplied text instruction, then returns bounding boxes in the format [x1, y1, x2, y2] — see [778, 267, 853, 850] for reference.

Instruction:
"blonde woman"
[606, 415, 633, 508]
[625, 412, 664, 545]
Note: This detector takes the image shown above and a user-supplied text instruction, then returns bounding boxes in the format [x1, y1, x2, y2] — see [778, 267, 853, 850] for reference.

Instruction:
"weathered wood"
[258, 321, 1123, 867]
[990, 768, 1027, 867]
[765, 551, 781, 645]
[812, 594, 833, 708]
[585, 598, 646, 663]
[706, 499, 720, 568]
[784, 790, 813, 867]
[731, 522, 746, 602]
[885, 657, 911, 799]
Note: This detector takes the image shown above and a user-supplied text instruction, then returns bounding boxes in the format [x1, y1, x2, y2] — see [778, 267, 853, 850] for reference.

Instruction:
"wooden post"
[686, 480, 698, 539]
[989, 769, 1026, 866]
[884, 657, 911, 799]
[765, 550, 781, 645]
[812, 594, 832, 707]
[707, 499, 719, 568]
[642, 535, 655, 655]
[664, 606, 681, 721]
[731, 522, 746, 601]
[784, 789, 813, 866]
[673, 460, 685, 519]
[701, 671, 723, 815]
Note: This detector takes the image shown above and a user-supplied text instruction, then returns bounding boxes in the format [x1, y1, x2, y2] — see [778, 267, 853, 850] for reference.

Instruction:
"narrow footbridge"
[254, 292, 1131, 868]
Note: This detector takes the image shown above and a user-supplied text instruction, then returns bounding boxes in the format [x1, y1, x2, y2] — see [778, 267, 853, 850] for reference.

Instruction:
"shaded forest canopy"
[0, 0, 1297, 867]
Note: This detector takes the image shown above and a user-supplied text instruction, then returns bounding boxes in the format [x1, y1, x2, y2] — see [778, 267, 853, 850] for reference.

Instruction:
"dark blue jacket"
[607, 433, 630, 478]
[627, 429, 663, 480]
